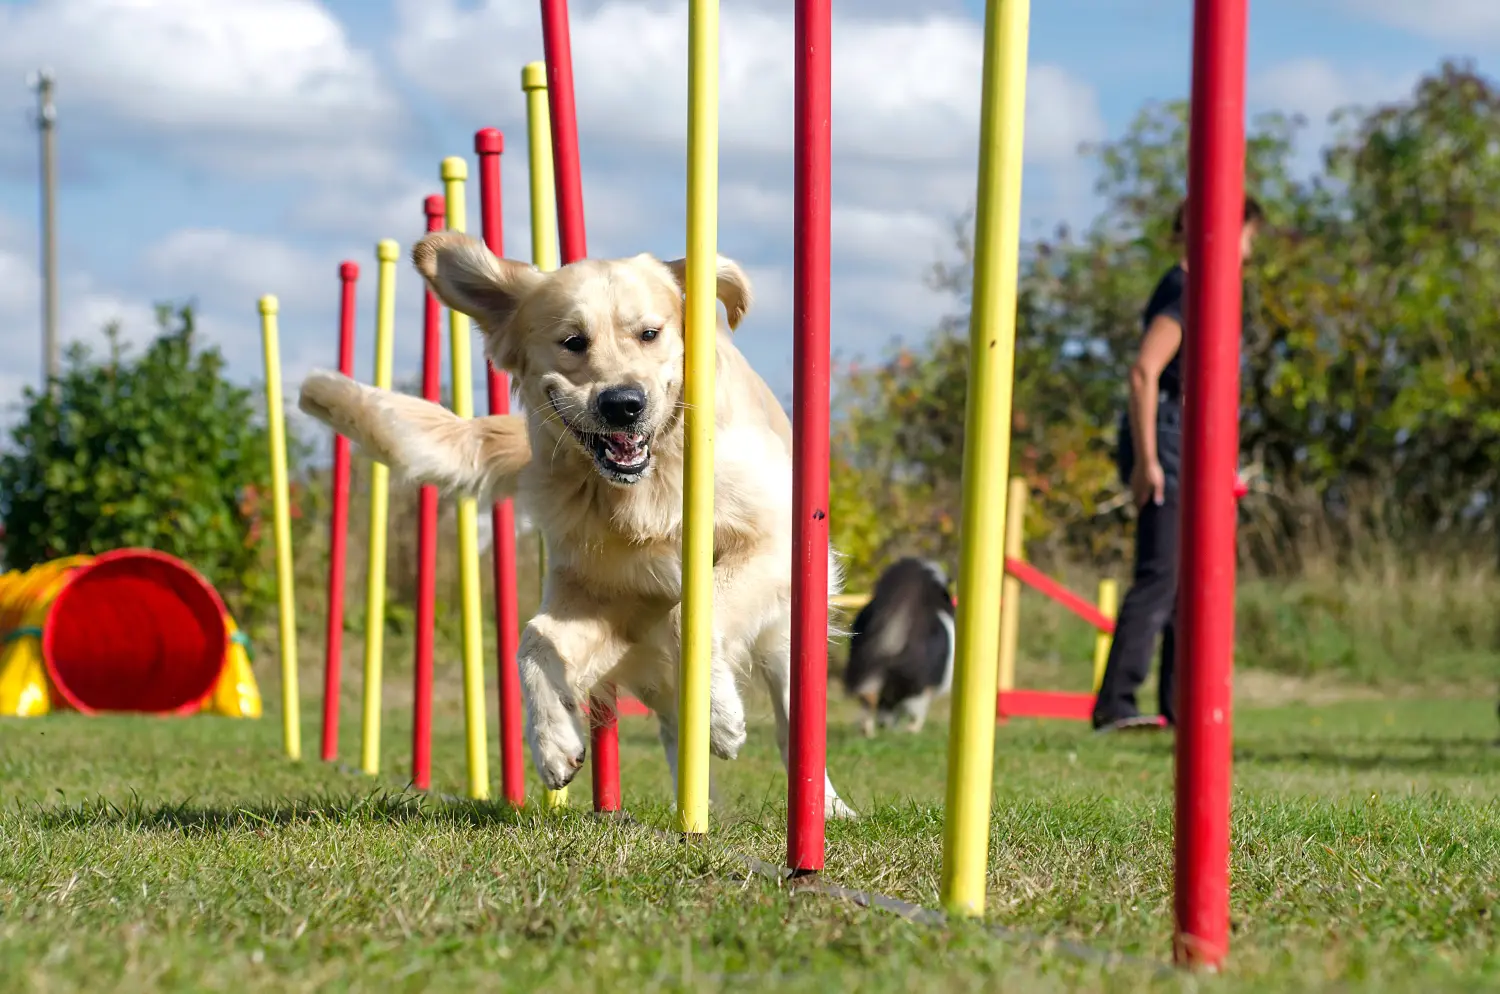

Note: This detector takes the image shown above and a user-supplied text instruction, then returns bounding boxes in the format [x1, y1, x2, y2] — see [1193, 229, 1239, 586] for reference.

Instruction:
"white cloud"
[391, 0, 1102, 358]
[393, 0, 1099, 167]
[0, 222, 167, 432]
[1249, 58, 1418, 171]
[1346, 0, 1500, 45]
[0, 0, 407, 183]
[143, 229, 334, 315]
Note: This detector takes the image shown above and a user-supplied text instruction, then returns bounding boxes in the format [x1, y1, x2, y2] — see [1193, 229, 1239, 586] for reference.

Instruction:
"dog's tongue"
[604, 431, 648, 466]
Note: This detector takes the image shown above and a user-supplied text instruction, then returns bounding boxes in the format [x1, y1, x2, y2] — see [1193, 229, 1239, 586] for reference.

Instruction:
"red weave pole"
[321, 260, 358, 762]
[787, 0, 832, 874]
[475, 127, 526, 808]
[540, 0, 620, 813]
[412, 194, 446, 791]
[539, 0, 588, 265]
[1003, 558, 1116, 634]
[590, 692, 621, 810]
[1175, 0, 1248, 969]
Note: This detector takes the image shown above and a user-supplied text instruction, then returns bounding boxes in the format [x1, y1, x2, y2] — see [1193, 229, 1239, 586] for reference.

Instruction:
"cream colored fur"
[297, 231, 855, 819]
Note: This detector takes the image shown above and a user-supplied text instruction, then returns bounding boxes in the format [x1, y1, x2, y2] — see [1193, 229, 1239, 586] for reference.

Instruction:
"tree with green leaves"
[0, 303, 281, 619]
[829, 59, 1500, 589]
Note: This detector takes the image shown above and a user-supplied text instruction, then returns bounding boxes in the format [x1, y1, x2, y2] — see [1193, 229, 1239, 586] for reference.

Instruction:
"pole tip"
[423, 194, 446, 218]
[441, 156, 468, 182]
[376, 238, 400, 262]
[338, 261, 359, 282]
[474, 127, 504, 155]
[521, 62, 547, 92]
[257, 294, 279, 316]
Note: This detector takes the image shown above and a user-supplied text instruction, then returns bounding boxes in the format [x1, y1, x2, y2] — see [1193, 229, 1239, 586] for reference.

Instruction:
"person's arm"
[1126, 313, 1182, 493]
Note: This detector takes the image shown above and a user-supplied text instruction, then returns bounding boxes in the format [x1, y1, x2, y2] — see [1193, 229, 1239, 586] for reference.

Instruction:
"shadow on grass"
[1099, 730, 1499, 773]
[15, 787, 546, 834]
[1230, 730, 1499, 773]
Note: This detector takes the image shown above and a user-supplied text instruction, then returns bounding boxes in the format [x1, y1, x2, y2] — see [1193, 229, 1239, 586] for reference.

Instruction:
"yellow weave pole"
[442, 156, 492, 801]
[259, 294, 302, 761]
[940, 0, 1030, 917]
[677, 0, 719, 836]
[1091, 579, 1118, 694]
[522, 61, 567, 809]
[996, 476, 1028, 694]
[360, 239, 399, 776]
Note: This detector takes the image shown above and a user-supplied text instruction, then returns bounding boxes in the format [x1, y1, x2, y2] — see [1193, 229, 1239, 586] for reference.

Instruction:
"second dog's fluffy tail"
[299, 369, 531, 501]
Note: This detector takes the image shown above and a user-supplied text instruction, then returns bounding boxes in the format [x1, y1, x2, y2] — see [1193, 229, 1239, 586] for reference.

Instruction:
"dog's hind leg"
[708, 643, 747, 761]
[754, 627, 858, 820]
[903, 689, 934, 734]
[633, 686, 724, 811]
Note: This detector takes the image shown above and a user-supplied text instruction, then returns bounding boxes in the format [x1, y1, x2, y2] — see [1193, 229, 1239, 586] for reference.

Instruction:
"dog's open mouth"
[548, 392, 655, 484]
[582, 428, 652, 482]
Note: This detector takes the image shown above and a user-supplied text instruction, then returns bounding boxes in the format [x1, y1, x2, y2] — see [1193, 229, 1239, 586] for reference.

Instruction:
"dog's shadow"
[20, 788, 534, 835]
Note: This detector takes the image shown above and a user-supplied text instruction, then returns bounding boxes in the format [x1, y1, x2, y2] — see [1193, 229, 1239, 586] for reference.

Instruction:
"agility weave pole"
[321, 261, 358, 763]
[676, 0, 719, 836]
[521, 60, 569, 810]
[539, 0, 622, 814]
[360, 240, 399, 777]
[258, 294, 301, 761]
[412, 194, 446, 793]
[474, 126, 528, 809]
[1174, 0, 1249, 969]
[787, 0, 833, 873]
[940, 0, 1029, 917]
[440, 156, 494, 802]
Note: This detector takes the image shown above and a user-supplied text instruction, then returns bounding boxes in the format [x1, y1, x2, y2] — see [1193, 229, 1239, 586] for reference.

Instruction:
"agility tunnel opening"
[0, 548, 261, 718]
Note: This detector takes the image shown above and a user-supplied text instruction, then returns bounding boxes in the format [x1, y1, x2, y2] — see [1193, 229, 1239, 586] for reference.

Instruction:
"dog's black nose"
[597, 385, 647, 427]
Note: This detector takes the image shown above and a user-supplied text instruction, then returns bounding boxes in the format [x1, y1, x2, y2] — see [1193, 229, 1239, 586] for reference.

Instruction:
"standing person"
[1091, 195, 1263, 733]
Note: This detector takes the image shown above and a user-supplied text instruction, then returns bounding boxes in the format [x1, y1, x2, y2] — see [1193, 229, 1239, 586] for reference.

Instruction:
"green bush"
[0, 304, 279, 620]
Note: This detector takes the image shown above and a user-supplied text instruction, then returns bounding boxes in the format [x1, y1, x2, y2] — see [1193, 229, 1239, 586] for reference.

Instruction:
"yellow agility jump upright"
[677, 0, 720, 836]
[360, 239, 399, 776]
[259, 294, 302, 761]
[522, 60, 569, 810]
[442, 156, 493, 801]
[941, 0, 1030, 916]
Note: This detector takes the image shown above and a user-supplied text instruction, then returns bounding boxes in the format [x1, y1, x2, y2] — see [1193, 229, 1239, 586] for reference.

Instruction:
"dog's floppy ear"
[412, 232, 544, 361]
[660, 254, 753, 330]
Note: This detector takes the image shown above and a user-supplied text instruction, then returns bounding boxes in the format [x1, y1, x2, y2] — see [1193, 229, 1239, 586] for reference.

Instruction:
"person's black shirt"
[1141, 263, 1185, 400]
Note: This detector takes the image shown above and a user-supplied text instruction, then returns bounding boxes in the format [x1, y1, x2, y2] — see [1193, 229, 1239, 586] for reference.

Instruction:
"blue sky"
[0, 0, 1495, 437]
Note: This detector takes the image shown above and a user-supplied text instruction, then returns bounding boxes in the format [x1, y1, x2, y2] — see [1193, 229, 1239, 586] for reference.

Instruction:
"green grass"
[2, 683, 1497, 992]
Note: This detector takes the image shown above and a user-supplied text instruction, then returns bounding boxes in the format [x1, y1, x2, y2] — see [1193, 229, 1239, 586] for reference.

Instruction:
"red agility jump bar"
[1003, 557, 1115, 634]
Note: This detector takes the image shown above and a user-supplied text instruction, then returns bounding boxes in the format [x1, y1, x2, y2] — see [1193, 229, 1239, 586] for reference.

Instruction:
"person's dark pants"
[1092, 398, 1182, 727]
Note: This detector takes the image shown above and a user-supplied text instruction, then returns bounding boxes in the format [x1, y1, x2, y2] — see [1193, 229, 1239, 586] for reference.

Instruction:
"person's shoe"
[1093, 714, 1167, 734]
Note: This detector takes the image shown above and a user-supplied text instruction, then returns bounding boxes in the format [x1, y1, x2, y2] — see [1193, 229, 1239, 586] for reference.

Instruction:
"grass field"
[1, 676, 1497, 993]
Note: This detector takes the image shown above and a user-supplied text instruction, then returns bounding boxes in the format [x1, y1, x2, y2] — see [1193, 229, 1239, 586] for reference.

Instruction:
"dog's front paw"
[298, 370, 369, 435]
[826, 795, 858, 820]
[530, 716, 586, 791]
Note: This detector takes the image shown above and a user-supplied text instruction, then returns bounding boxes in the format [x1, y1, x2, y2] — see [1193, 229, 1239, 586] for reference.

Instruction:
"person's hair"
[1171, 195, 1263, 239]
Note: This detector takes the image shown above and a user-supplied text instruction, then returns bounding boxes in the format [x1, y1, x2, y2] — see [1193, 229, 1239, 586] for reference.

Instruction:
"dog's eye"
[561, 335, 589, 353]
[640, 328, 659, 343]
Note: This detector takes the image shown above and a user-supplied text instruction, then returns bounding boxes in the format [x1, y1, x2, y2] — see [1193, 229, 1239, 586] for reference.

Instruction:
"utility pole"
[29, 70, 58, 398]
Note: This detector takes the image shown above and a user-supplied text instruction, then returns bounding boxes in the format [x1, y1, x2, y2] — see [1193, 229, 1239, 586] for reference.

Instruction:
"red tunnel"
[40, 549, 228, 715]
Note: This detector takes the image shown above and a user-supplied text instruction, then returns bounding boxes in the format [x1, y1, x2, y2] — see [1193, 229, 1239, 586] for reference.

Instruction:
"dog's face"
[412, 232, 751, 486]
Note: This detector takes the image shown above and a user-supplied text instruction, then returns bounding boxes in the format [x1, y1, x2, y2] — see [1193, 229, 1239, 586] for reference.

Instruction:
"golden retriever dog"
[297, 231, 857, 819]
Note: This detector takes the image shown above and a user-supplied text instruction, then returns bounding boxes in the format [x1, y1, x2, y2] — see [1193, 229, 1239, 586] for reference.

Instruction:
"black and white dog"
[842, 557, 956, 736]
